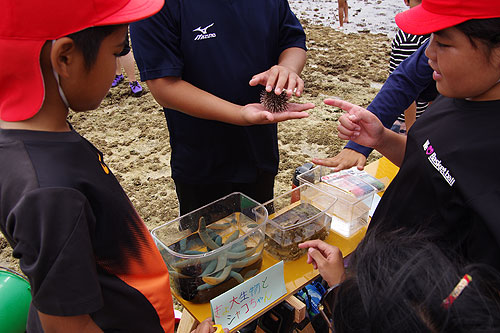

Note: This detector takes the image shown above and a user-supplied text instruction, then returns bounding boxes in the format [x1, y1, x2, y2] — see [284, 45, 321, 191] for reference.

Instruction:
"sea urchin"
[260, 90, 289, 113]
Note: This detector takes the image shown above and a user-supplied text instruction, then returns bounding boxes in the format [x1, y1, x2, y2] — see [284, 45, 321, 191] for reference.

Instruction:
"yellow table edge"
[176, 157, 399, 331]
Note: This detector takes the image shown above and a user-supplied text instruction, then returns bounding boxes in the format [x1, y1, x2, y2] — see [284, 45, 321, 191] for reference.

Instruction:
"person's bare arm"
[278, 47, 307, 75]
[404, 101, 417, 130]
[38, 312, 103, 333]
[312, 148, 367, 171]
[146, 77, 248, 124]
[371, 128, 407, 167]
[146, 77, 312, 126]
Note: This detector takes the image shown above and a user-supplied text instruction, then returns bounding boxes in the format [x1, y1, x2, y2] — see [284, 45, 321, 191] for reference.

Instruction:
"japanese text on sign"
[210, 261, 286, 330]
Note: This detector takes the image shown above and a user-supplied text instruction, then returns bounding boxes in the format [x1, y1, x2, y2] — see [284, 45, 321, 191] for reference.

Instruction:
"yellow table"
[177, 157, 399, 332]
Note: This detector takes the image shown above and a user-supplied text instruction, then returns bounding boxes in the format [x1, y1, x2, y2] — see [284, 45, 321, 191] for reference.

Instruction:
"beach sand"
[1, 0, 404, 315]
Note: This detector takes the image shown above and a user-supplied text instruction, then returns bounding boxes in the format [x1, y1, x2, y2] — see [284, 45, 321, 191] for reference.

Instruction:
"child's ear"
[50, 37, 77, 79]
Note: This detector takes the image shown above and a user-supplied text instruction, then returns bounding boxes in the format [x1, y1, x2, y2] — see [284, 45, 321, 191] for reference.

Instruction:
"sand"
[0, 0, 401, 313]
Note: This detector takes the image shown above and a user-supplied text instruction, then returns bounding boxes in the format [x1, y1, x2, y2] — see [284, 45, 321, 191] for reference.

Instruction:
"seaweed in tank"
[265, 203, 330, 261]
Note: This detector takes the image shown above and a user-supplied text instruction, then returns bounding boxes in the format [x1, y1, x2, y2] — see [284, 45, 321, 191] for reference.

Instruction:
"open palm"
[242, 102, 314, 124]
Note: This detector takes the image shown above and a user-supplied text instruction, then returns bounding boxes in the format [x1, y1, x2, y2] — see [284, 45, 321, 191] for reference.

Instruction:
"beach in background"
[290, 0, 408, 37]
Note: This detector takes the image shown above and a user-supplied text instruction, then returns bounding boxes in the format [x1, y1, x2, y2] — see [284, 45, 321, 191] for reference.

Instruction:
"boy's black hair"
[332, 227, 500, 332]
[456, 18, 500, 55]
[67, 25, 126, 70]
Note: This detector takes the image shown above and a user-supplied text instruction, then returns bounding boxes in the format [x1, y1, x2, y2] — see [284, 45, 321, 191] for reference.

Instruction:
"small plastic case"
[298, 166, 381, 238]
[262, 183, 337, 261]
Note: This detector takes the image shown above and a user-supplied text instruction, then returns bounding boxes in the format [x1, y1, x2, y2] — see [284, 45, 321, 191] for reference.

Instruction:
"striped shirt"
[389, 29, 430, 122]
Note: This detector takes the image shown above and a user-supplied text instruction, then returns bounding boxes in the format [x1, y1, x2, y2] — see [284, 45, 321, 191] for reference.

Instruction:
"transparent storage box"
[151, 192, 268, 304]
[297, 166, 382, 238]
[335, 166, 387, 192]
[262, 183, 337, 261]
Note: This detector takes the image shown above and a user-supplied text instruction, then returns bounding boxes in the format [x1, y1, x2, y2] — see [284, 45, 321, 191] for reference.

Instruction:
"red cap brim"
[97, 0, 163, 26]
[0, 0, 164, 121]
[395, 4, 470, 35]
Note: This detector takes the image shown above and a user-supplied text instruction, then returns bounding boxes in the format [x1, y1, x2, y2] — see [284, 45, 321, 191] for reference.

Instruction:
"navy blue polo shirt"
[130, 0, 306, 184]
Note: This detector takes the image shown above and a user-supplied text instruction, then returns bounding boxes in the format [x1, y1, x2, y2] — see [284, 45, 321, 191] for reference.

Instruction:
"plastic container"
[297, 166, 381, 238]
[262, 183, 337, 261]
[0, 267, 31, 333]
[151, 192, 268, 304]
[333, 166, 387, 192]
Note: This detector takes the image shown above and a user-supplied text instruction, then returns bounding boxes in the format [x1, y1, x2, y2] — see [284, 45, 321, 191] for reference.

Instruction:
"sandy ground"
[0, 0, 400, 316]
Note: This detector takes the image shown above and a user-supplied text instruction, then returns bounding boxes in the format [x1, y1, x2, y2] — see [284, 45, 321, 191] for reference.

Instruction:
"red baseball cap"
[0, 0, 163, 122]
[395, 0, 500, 35]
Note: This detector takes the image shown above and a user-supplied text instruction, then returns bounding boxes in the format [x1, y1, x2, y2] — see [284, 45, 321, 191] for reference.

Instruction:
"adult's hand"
[312, 148, 367, 172]
[298, 240, 345, 287]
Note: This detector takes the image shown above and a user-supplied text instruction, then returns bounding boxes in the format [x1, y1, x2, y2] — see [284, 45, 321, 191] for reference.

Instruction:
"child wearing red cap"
[331, 0, 500, 270]
[0, 0, 223, 332]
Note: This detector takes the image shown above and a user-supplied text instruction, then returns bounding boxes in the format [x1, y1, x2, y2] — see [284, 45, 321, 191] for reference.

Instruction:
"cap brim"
[0, 0, 164, 121]
[0, 39, 45, 121]
[97, 0, 164, 26]
[395, 5, 470, 35]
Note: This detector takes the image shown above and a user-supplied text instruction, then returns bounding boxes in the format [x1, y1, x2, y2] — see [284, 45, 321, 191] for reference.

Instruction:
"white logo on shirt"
[193, 23, 216, 41]
[422, 139, 455, 186]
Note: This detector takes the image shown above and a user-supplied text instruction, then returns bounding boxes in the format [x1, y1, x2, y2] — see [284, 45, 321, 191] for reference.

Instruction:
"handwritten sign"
[210, 261, 287, 330]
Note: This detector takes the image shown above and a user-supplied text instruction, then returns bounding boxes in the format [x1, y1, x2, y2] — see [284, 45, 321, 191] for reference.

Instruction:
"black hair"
[66, 25, 126, 70]
[455, 18, 500, 56]
[332, 227, 500, 332]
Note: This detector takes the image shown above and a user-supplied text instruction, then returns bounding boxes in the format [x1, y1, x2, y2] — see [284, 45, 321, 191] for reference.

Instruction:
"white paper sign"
[210, 261, 287, 330]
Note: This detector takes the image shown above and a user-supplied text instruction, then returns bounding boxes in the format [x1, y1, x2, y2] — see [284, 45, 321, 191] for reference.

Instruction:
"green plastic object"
[0, 267, 31, 333]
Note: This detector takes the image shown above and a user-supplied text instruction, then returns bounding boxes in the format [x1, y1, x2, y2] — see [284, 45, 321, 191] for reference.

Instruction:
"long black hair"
[333, 227, 500, 332]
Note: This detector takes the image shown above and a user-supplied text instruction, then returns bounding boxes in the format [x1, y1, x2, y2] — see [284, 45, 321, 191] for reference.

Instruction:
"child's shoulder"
[0, 128, 100, 186]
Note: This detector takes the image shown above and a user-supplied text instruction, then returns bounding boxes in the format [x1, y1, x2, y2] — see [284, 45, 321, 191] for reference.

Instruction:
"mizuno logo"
[193, 23, 214, 35]
[193, 23, 216, 41]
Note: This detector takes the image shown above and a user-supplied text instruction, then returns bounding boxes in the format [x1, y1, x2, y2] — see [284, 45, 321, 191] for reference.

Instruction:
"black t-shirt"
[370, 96, 500, 270]
[130, 0, 307, 184]
[0, 127, 174, 332]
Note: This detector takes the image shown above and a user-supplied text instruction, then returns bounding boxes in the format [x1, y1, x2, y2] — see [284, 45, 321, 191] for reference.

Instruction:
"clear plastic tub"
[297, 166, 381, 238]
[151, 192, 268, 303]
[262, 183, 337, 261]
[334, 166, 387, 192]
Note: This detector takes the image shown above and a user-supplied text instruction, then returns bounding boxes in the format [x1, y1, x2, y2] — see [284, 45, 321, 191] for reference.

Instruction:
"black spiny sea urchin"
[260, 90, 289, 113]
